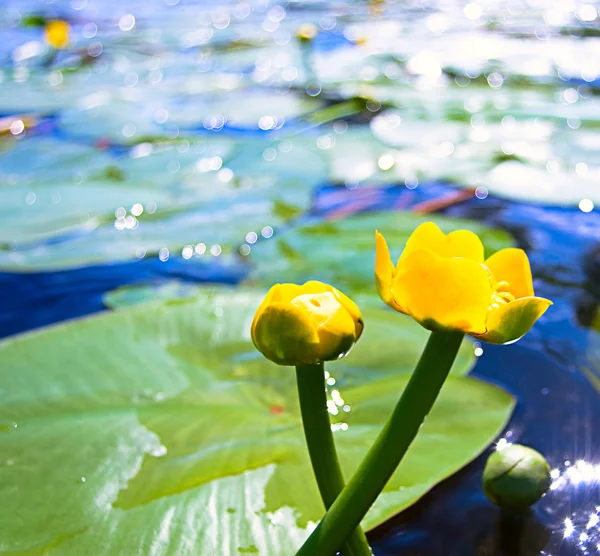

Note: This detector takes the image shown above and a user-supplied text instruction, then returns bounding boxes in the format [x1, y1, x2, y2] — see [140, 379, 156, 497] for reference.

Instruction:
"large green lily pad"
[102, 284, 474, 380]
[246, 211, 514, 293]
[0, 287, 513, 555]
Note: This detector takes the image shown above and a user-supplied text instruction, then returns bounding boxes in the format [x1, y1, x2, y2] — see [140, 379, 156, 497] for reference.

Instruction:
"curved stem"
[296, 331, 464, 556]
[296, 363, 372, 556]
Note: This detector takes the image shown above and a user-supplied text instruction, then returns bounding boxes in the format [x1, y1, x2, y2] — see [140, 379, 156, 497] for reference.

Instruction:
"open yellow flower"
[375, 222, 552, 344]
[44, 20, 70, 50]
[251, 281, 363, 366]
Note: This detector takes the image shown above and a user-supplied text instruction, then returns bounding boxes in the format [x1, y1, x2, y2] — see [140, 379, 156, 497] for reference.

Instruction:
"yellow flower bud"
[44, 20, 70, 50]
[251, 281, 364, 366]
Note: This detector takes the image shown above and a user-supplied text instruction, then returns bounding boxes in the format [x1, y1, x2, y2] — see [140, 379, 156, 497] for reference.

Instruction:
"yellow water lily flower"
[296, 23, 318, 42]
[44, 20, 70, 50]
[251, 281, 364, 366]
[375, 222, 552, 344]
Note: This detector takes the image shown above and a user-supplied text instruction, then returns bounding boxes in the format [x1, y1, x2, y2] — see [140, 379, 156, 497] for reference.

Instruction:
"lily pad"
[57, 86, 323, 141]
[103, 281, 203, 309]
[0, 287, 513, 555]
[103, 285, 474, 378]
[0, 199, 280, 270]
[0, 136, 235, 247]
[0, 136, 323, 270]
[246, 211, 514, 293]
[485, 161, 600, 206]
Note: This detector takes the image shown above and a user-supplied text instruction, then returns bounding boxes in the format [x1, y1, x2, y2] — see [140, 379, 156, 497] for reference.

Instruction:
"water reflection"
[543, 459, 600, 553]
[558, 507, 600, 553]
[550, 460, 600, 491]
[325, 371, 351, 431]
[490, 510, 550, 556]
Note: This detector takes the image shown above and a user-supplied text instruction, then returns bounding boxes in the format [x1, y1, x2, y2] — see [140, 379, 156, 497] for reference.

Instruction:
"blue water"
[363, 187, 600, 555]
[2, 181, 600, 554]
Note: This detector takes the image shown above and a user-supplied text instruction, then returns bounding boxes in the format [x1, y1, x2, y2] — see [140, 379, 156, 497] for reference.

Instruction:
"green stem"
[296, 331, 464, 556]
[296, 363, 372, 556]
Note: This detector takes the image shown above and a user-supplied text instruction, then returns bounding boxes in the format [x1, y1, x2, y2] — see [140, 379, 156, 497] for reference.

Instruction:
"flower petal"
[330, 286, 364, 339]
[251, 301, 320, 365]
[293, 292, 358, 360]
[251, 284, 281, 335]
[296, 281, 364, 340]
[392, 249, 491, 333]
[445, 229, 485, 262]
[474, 296, 552, 345]
[298, 280, 330, 294]
[484, 248, 534, 299]
[273, 281, 330, 302]
[375, 230, 404, 311]
[399, 222, 484, 264]
[398, 222, 445, 263]
[45, 21, 70, 50]
[276, 283, 306, 302]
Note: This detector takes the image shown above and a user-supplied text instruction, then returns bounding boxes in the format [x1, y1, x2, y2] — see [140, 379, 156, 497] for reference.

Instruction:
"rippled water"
[1, 0, 600, 554]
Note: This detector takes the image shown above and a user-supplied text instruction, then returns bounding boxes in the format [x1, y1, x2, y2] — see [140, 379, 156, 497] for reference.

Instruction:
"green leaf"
[247, 211, 515, 293]
[20, 13, 48, 27]
[327, 111, 600, 207]
[0, 288, 513, 554]
[103, 284, 474, 378]
[103, 281, 204, 309]
[0, 135, 324, 271]
[272, 200, 304, 222]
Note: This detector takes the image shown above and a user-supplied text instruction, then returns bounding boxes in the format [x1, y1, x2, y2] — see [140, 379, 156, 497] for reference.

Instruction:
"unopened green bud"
[483, 444, 551, 511]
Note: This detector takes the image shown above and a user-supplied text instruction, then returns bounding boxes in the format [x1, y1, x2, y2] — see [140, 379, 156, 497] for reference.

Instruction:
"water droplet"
[182, 245, 194, 259]
[151, 445, 167, 457]
[10, 120, 24, 135]
[118, 14, 136, 32]
[261, 226, 274, 238]
[475, 186, 488, 200]
[579, 199, 594, 213]
[263, 148, 277, 161]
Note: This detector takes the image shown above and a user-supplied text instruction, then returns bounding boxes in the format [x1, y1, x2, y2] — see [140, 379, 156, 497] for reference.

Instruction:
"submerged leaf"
[0, 288, 513, 554]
